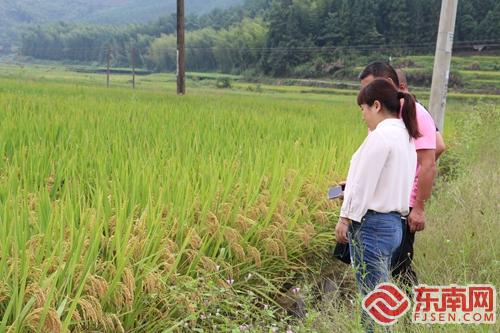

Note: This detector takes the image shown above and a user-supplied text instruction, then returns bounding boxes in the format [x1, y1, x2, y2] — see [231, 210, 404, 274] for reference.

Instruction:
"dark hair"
[357, 79, 421, 139]
[359, 61, 400, 87]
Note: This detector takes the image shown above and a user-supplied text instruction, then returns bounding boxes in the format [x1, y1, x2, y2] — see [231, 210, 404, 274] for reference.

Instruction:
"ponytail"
[399, 91, 421, 139]
[357, 79, 421, 139]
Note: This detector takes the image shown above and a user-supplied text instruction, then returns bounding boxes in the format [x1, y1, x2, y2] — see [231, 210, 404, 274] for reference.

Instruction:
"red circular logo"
[362, 283, 411, 325]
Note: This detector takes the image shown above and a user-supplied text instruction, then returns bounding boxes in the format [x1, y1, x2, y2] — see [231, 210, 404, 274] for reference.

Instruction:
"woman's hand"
[335, 217, 350, 244]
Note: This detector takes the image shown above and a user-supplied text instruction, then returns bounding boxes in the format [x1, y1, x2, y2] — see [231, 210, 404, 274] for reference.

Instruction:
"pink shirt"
[410, 103, 436, 207]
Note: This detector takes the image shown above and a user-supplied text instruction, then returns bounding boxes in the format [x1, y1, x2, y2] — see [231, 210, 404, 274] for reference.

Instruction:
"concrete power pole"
[428, 0, 458, 131]
[177, 0, 186, 95]
[107, 46, 111, 88]
[131, 47, 136, 90]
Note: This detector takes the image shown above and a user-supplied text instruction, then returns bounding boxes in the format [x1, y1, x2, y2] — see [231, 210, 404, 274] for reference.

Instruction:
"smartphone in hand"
[327, 185, 344, 200]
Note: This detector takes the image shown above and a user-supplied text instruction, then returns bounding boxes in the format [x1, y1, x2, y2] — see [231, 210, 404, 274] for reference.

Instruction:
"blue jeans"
[348, 210, 403, 331]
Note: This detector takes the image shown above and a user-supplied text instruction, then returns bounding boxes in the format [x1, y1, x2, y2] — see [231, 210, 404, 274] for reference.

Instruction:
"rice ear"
[247, 246, 262, 267]
[84, 275, 109, 301]
[24, 307, 62, 333]
[205, 211, 220, 235]
[77, 296, 103, 325]
[188, 228, 202, 250]
[25, 283, 47, 308]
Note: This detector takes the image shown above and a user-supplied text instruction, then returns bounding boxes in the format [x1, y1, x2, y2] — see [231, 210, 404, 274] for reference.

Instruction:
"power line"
[17, 39, 500, 53]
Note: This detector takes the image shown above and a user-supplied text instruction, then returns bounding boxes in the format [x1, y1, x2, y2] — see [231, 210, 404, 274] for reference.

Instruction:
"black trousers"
[390, 214, 418, 289]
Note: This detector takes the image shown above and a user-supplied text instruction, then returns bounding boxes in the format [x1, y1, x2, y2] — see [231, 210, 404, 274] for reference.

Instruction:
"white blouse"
[340, 118, 417, 222]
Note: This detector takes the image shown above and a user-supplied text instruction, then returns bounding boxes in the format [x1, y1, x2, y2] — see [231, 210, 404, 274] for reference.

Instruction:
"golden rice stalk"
[163, 237, 178, 254]
[272, 212, 288, 226]
[127, 235, 145, 262]
[258, 189, 271, 206]
[179, 294, 197, 314]
[83, 275, 109, 301]
[255, 227, 272, 242]
[43, 256, 61, 275]
[122, 267, 135, 300]
[300, 181, 315, 196]
[295, 204, 310, 220]
[186, 249, 199, 264]
[259, 225, 284, 241]
[217, 261, 234, 276]
[102, 234, 114, 256]
[211, 187, 224, 211]
[263, 238, 280, 256]
[234, 214, 254, 233]
[294, 196, 307, 208]
[283, 169, 298, 190]
[319, 198, 338, 211]
[143, 271, 166, 294]
[7, 258, 20, 273]
[106, 314, 124, 333]
[298, 223, 316, 248]
[28, 210, 37, 226]
[27, 266, 43, 283]
[161, 206, 170, 220]
[27, 192, 38, 211]
[224, 227, 243, 246]
[274, 239, 288, 259]
[246, 206, 262, 220]
[230, 243, 246, 261]
[24, 307, 61, 333]
[25, 283, 47, 308]
[161, 251, 175, 271]
[300, 181, 323, 201]
[259, 176, 269, 190]
[303, 223, 316, 237]
[100, 314, 114, 332]
[188, 228, 202, 250]
[100, 313, 125, 333]
[72, 309, 82, 330]
[275, 200, 288, 215]
[247, 246, 262, 267]
[84, 208, 98, 230]
[132, 222, 146, 240]
[113, 283, 134, 310]
[95, 260, 117, 277]
[166, 217, 179, 239]
[205, 211, 220, 235]
[78, 296, 103, 325]
[26, 235, 43, 256]
[231, 183, 243, 199]
[199, 256, 218, 272]
[313, 210, 329, 225]
[257, 202, 269, 217]
[193, 197, 202, 223]
[221, 202, 233, 218]
[131, 205, 142, 220]
[46, 175, 55, 192]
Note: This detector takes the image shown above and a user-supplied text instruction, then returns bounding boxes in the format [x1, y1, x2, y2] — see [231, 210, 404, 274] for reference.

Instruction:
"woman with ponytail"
[335, 78, 419, 331]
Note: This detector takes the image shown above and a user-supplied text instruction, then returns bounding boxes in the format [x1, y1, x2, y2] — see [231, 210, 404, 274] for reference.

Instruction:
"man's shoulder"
[415, 102, 429, 115]
[415, 103, 435, 126]
[414, 102, 437, 149]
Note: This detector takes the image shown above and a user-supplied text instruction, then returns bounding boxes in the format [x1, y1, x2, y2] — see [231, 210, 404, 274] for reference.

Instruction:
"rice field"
[0, 70, 369, 332]
[0, 62, 497, 332]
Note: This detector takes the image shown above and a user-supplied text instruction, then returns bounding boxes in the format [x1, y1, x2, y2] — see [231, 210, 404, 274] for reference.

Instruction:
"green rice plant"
[0, 73, 368, 331]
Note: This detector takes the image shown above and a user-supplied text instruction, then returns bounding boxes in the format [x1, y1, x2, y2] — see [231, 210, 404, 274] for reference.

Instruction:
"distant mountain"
[85, 0, 245, 24]
[0, 0, 244, 50]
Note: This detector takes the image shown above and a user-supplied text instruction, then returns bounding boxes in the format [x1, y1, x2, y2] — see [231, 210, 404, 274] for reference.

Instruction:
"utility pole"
[428, 0, 458, 131]
[107, 46, 111, 88]
[131, 47, 136, 90]
[177, 0, 185, 95]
